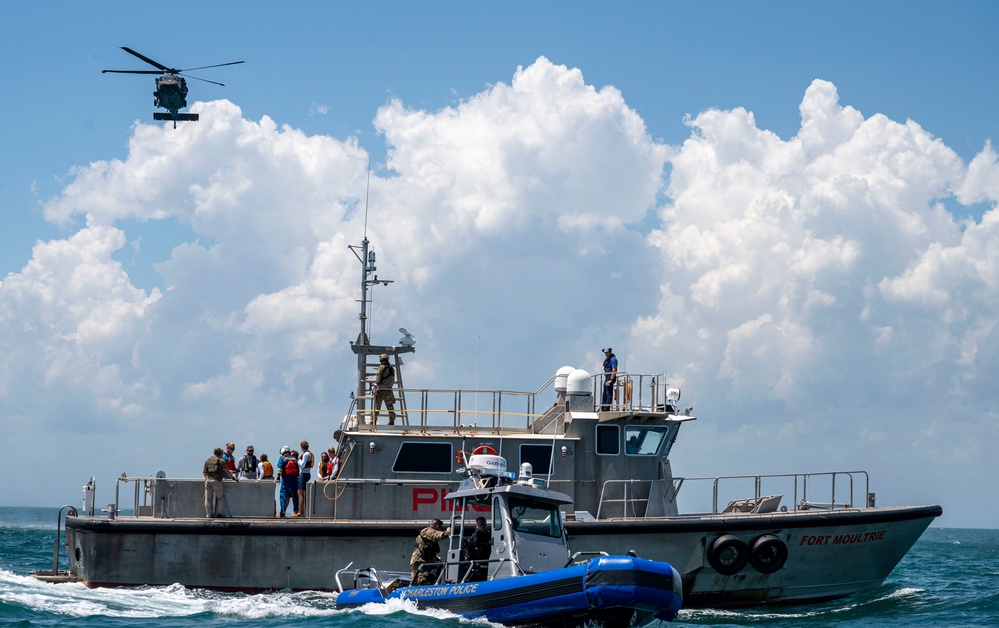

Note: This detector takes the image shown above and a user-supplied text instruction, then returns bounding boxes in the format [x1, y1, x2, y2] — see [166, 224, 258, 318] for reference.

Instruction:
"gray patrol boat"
[35, 234, 941, 608]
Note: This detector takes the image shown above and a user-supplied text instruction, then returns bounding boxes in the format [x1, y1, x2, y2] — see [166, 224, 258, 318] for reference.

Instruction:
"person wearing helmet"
[372, 353, 397, 426]
[275, 445, 300, 517]
[410, 518, 451, 585]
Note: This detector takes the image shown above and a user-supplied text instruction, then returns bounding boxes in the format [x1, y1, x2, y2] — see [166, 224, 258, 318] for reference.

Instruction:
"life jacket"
[301, 451, 314, 469]
[260, 461, 274, 479]
[284, 457, 299, 476]
[223, 454, 236, 473]
[319, 459, 333, 478]
[241, 454, 258, 473]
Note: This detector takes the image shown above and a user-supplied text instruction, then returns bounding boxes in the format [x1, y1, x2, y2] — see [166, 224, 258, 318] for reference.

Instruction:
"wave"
[342, 596, 498, 626]
[678, 586, 925, 624]
[0, 569, 342, 620]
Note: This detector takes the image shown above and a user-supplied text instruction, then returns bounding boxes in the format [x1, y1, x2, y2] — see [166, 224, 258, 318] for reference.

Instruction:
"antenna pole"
[363, 156, 371, 239]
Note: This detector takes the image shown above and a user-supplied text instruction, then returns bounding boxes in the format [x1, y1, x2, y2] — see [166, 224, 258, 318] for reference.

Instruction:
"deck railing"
[349, 371, 677, 433]
[597, 470, 872, 518]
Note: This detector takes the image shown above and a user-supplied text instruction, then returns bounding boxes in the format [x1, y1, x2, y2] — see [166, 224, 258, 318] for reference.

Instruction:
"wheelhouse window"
[596, 424, 620, 455]
[392, 441, 453, 473]
[624, 426, 672, 456]
[520, 443, 553, 475]
[508, 496, 562, 538]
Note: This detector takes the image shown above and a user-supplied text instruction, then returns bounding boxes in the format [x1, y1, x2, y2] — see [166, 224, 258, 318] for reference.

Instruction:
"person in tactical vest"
[410, 518, 451, 585]
[237, 445, 258, 480]
[203, 446, 238, 517]
[372, 353, 397, 425]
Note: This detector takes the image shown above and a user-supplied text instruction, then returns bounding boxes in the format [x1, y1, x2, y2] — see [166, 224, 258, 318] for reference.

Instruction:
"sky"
[1, 2, 997, 529]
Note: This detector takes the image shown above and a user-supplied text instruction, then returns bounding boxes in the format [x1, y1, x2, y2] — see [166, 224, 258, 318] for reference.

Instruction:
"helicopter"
[102, 47, 244, 128]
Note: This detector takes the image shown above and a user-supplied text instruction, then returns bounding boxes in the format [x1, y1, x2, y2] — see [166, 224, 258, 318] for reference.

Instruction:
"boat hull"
[63, 504, 939, 606]
[335, 555, 683, 627]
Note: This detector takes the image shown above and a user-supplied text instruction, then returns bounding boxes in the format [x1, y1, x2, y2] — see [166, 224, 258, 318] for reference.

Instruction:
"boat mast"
[347, 173, 414, 420]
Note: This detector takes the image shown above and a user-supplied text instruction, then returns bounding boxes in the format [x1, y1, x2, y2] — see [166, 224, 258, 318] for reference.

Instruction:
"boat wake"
[345, 596, 497, 625]
[0, 568, 340, 620]
[678, 586, 925, 624]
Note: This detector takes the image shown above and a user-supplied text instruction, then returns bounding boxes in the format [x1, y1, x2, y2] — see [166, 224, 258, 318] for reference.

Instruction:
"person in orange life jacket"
[257, 453, 274, 480]
[203, 446, 238, 518]
[297, 441, 313, 516]
[237, 445, 258, 480]
[317, 451, 333, 481]
[276, 446, 300, 517]
[221, 442, 237, 475]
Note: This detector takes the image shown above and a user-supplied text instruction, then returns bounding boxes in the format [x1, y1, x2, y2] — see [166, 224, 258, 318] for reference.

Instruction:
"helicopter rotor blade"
[120, 47, 174, 72]
[179, 60, 245, 72]
[102, 69, 166, 75]
[180, 73, 226, 87]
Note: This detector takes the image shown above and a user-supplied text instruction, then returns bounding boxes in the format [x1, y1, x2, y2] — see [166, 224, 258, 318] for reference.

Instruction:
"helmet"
[380, 353, 388, 361]
[280, 445, 291, 454]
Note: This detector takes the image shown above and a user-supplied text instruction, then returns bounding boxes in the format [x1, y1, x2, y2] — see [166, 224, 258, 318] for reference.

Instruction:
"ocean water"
[1, 506, 997, 627]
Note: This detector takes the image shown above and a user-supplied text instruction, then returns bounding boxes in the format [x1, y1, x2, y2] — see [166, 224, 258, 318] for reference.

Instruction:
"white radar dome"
[554, 366, 575, 392]
[566, 369, 591, 395]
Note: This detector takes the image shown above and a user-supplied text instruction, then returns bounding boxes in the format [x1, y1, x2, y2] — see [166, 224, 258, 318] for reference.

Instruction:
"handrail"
[598, 470, 871, 518]
[346, 371, 677, 435]
[42, 505, 78, 575]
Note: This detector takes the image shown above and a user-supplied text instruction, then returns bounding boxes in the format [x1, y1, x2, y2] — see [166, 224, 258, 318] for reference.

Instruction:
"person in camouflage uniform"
[410, 518, 451, 585]
[372, 353, 397, 425]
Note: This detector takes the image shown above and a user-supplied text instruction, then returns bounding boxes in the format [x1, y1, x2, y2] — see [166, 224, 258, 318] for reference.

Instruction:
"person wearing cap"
[237, 445, 258, 480]
[410, 518, 451, 585]
[372, 353, 397, 426]
[601, 347, 618, 411]
[203, 446, 238, 518]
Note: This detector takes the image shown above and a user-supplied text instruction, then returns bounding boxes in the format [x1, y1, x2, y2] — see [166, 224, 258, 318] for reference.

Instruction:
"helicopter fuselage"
[153, 74, 189, 115]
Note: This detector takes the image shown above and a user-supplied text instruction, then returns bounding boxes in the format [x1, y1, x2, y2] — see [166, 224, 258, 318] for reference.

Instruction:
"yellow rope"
[320, 442, 355, 502]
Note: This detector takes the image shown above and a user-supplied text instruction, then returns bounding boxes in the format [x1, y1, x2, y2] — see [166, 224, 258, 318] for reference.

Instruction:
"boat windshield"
[508, 496, 562, 538]
[624, 426, 672, 456]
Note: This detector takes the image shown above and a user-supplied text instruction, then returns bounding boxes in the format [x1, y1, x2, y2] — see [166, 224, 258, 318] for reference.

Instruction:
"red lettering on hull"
[411, 488, 492, 513]
[412, 488, 438, 511]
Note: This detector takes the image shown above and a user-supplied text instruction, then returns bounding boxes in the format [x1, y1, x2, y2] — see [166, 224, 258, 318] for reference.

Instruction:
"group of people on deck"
[201, 439, 343, 519]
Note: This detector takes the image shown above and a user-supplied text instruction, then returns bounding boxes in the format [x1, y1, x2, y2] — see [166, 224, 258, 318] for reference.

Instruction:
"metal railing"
[597, 470, 871, 518]
[347, 371, 678, 434]
[591, 372, 675, 413]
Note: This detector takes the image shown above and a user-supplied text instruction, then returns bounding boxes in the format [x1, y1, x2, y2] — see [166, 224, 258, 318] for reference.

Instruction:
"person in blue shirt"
[221, 442, 237, 477]
[601, 347, 618, 411]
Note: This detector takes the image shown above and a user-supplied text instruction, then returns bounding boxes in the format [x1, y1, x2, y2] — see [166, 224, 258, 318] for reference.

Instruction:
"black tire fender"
[750, 534, 788, 574]
[707, 534, 749, 575]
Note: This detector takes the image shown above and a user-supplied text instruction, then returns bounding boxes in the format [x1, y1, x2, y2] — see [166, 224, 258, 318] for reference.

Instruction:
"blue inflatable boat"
[334, 450, 682, 626]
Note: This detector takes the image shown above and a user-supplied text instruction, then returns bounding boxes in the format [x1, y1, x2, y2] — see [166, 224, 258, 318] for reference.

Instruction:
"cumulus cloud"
[639, 80, 995, 418]
[2, 64, 997, 525]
